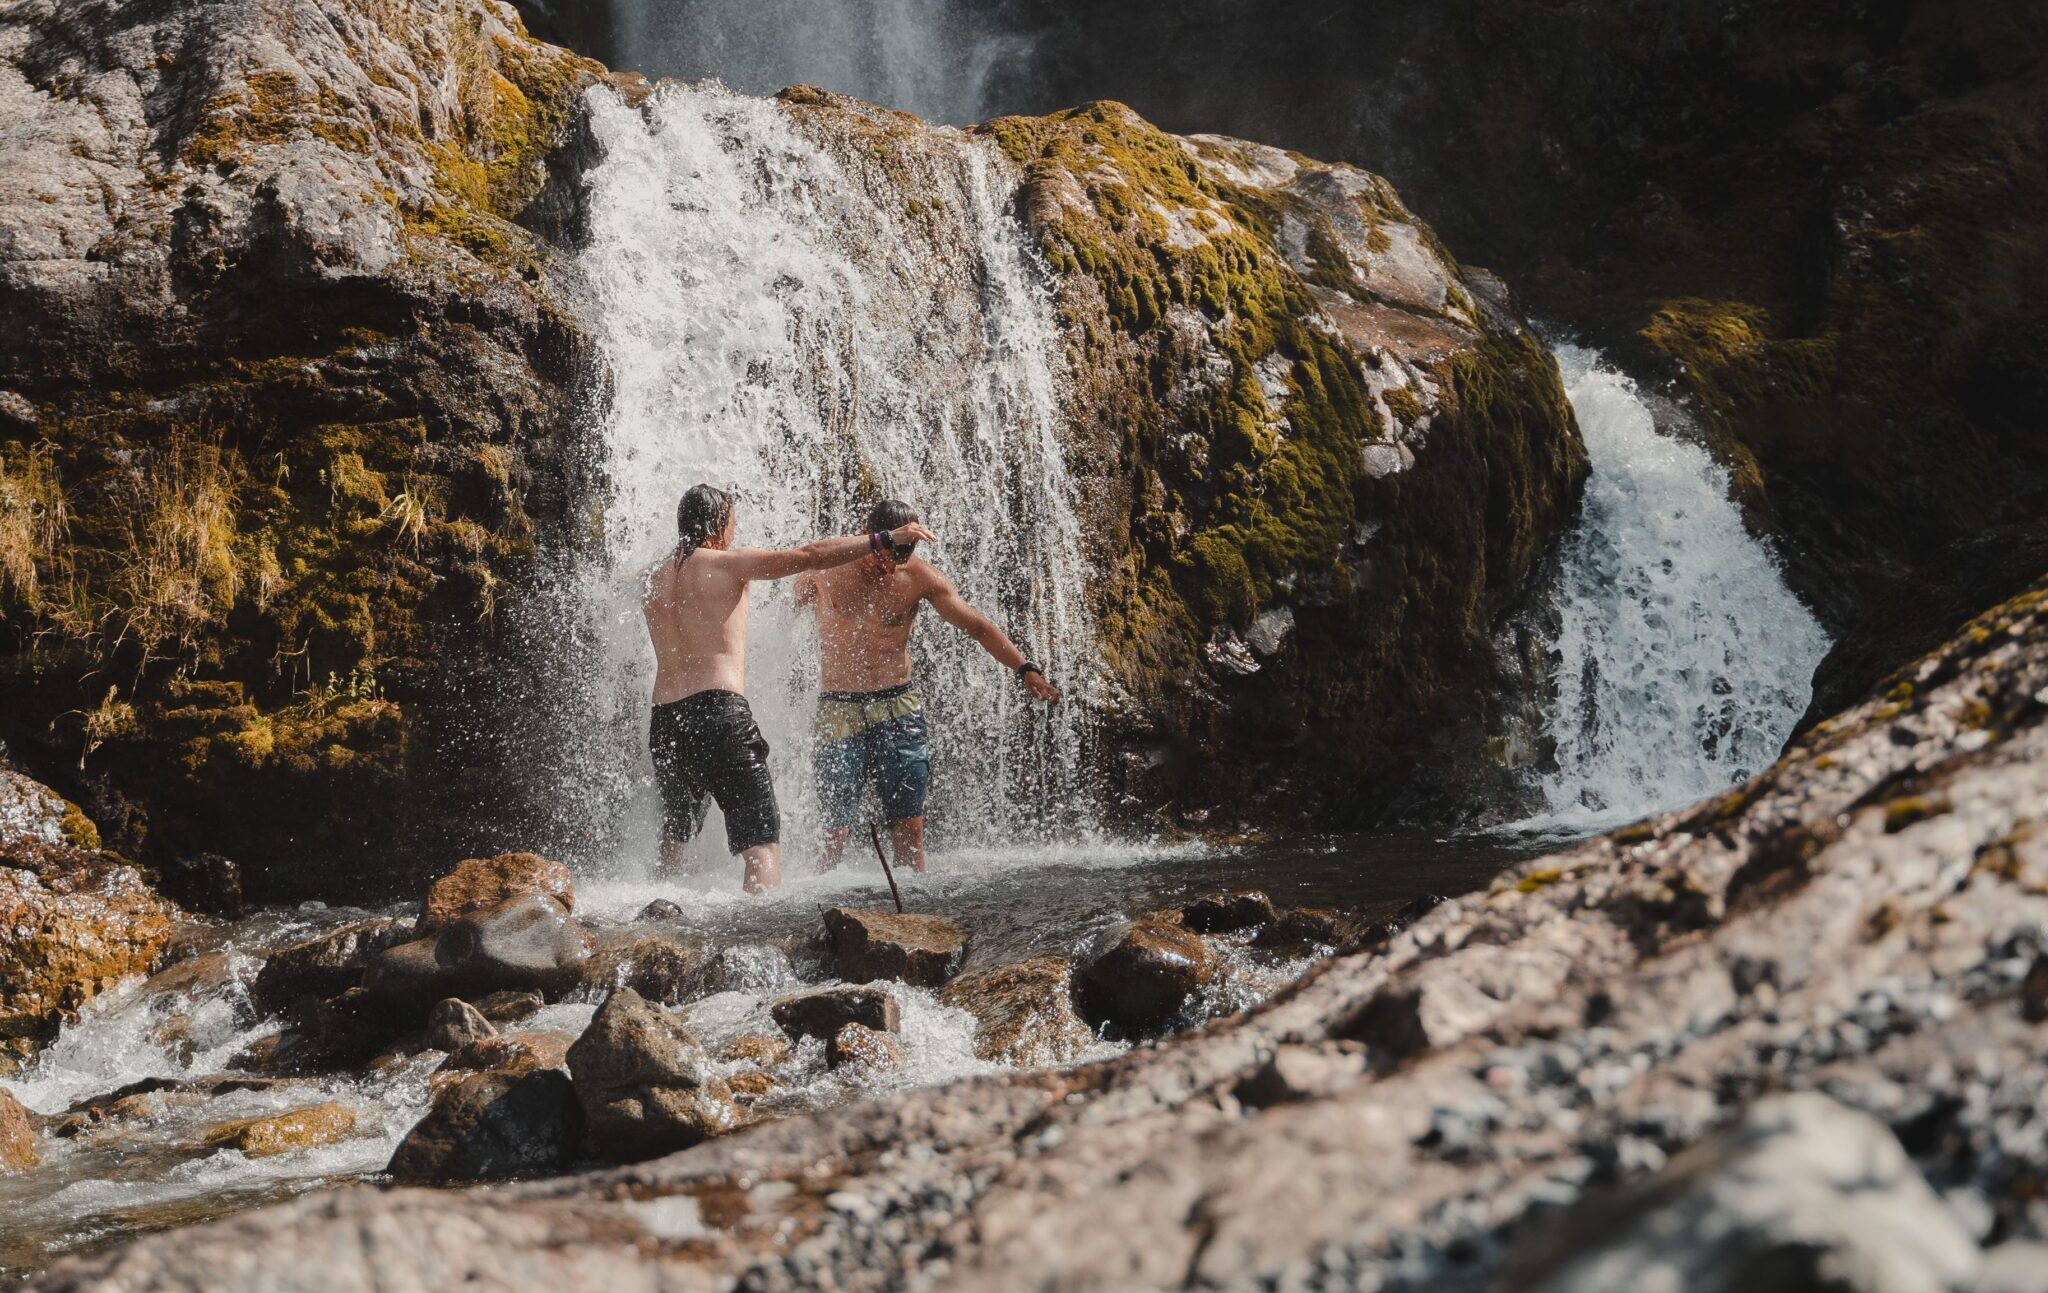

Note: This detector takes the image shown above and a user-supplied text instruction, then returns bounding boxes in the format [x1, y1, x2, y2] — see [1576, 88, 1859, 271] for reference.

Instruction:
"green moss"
[1516, 868, 1562, 892]
[59, 801, 100, 850]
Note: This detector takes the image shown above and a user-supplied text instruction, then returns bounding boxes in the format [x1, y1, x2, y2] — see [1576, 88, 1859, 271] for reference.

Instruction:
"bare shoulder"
[641, 553, 674, 602]
[913, 560, 958, 600]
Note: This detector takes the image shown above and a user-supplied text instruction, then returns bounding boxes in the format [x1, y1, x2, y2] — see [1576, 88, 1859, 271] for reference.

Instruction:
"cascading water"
[1523, 343, 1831, 831]
[564, 82, 1095, 869]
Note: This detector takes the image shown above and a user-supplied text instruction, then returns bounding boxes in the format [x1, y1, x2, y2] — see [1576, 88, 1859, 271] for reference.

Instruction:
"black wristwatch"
[1016, 661, 1042, 678]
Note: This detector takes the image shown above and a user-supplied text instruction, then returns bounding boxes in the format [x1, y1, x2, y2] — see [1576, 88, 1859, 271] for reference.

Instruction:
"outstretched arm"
[715, 522, 937, 582]
[927, 574, 1062, 702]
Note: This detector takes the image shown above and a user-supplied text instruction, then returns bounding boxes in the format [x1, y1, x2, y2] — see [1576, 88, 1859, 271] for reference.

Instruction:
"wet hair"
[865, 499, 919, 534]
[676, 484, 735, 560]
[866, 499, 919, 560]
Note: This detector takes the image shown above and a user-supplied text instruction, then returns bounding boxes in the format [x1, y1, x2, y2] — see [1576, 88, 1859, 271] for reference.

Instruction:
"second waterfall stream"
[568, 81, 1096, 868]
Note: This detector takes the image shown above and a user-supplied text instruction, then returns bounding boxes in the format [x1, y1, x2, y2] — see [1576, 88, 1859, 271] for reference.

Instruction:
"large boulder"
[565, 988, 738, 1163]
[0, 1086, 37, 1172]
[1, 772, 176, 1045]
[249, 917, 410, 1013]
[417, 854, 575, 934]
[363, 893, 589, 1008]
[386, 1070, 581, 1184]
[822, 908, 967, 987]
[937, 957, 1096, 1067]
[770, 986, 901, 1043]
[1075, 914, 1217, 1033]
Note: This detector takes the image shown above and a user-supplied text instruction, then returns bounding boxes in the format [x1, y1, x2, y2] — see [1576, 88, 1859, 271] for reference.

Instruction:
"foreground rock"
[46, 577, 2048, 1289]
[1, 772, 176, 1046]
[418, 853, 575, 934]
[1501, 1093, 1980, 1293]
[937, 957, 1095, 1068]
[386, 1070, 580, 1185]
[1075, 914, 1217, 1033]
[566, 989, 737, 1162]
[822, 908, 966, 987]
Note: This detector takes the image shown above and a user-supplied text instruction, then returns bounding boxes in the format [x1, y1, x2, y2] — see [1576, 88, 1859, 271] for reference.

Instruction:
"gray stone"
[423, 999, 496, 1053]
[251, 917, 410, 1012]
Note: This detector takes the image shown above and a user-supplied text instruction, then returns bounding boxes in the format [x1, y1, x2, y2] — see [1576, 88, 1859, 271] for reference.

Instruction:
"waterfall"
[608, 0, 1033, 125]
[1524, 344, 1831, 832]
[565, 82, 1094, 869]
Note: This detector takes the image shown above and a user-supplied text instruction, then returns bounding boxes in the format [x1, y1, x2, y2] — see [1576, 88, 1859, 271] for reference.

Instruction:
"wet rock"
[423, 998, 496, 1053]
[823, 908, 967, 987]
[771, 986, 901, 1042]
[150, 852, 245, 919]
[828, 1023, 903, 1072]
[1, 768, 173, 1046]
[250, 917, 410, 1012]
[1502, 1094, 1980, 1293]
[566, 988, 738, 1163]
[201, 1103, 357, 1158]
[0, 1087, 38, 1172]
[1181, 891, 1276, 934]
[1252, 905, 1374, 952]
[723, 1034, 792, 1067]
[637, 899, 685, 922]
[2021, 955, 2048, 1023]
[1233, 1045, 1370, 1108]
[418, 852, 576, 935]
[728, 1071, 778, 1103]
[937, 957, 1096, 1067]
[577, 933, 703, 1006]
[474, 990, 546, 1024]
[364, 894, 589, 1008]
[269, 987, 402, 1072]
[387, 1070, 581, 1184]
[1076, 914, 1217, 1032]
[439, 1031, 573, 1077]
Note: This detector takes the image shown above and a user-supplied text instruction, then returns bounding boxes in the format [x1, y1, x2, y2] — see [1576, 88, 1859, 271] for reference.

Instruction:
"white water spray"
[566, 82, 1094, 869]
[1525, 344, 1830, 831]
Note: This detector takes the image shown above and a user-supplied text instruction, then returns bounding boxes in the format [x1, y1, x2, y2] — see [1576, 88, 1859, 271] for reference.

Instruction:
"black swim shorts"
[648, 689, 781, 854]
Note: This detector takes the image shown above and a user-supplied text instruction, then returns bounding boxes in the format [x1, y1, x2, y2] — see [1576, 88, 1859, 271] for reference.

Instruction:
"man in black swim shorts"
[642, 484, 937, 893]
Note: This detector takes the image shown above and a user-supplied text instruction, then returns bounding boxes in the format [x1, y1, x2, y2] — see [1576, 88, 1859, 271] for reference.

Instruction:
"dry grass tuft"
[111, 433, 242, 657]
[0, 441, 68, 614]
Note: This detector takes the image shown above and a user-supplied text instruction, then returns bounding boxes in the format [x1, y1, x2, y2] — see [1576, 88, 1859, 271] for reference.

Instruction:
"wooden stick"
[869, 821, 905, 914]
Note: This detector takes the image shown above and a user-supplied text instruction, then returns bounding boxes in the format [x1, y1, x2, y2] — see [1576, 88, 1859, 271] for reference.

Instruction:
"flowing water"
[558, 81, 1095, 871]
[1519, 344, 1831, 834]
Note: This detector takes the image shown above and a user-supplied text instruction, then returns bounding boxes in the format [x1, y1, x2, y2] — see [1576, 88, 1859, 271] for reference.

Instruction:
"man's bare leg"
[658, 836, 689, 877]
[819, 827, 851, 873]
[741, 843, 782, 894]
[889, 816, 926, 873]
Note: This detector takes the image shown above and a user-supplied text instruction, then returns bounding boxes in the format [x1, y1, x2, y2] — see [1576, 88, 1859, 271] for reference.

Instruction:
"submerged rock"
[201, 1103, 357, 1159]
[771, 986, 901, 1042]
[822, 908, 967, 987]
[827, 1023, 903, 1073]
[418, 853, 576, 935]
[0, 1087, 38, 1173]
[566, 988, 737, 1162]
[1076, 915, 1218, 1032]
[1502, 1094, 1980, 1293]
[387, 1070, 581, 1184]
[937, 957, 1096, 1067]
[1180, 891, 1276, 934]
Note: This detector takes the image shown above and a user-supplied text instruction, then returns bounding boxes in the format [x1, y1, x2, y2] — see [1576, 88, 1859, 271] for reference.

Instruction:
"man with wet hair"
[795, 498, 1061, 876]
[644, 483, 936, 893]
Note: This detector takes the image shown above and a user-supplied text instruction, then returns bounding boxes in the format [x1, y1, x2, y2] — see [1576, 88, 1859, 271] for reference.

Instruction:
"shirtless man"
[643, 484, 936, 894]
[794, 499, 1061, 875]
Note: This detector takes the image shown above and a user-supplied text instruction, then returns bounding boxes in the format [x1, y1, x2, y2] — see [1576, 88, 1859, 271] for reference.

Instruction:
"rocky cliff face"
[30, 538, 2048, 1293]
[0, 0, 608, 898]
[1, 0, 1587, 875]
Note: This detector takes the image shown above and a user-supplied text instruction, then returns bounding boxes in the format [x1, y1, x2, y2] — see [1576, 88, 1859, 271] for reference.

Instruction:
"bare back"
[643, 549, 752, 703]
[801, 560, 936, 693]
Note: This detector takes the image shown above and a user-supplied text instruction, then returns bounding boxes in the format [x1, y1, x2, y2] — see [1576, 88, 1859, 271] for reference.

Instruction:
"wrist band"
[869, 531, 888, 554]
[1016, 661, 1042, 678]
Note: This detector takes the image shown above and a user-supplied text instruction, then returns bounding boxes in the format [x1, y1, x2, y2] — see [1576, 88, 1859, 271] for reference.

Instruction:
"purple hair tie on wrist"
[869, 530, 888, 554]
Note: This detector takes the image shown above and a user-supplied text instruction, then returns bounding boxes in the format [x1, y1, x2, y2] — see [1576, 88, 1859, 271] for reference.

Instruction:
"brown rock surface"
[0, 1086, 38, 1172]
[423, 998, 497, 1053]
[770, 986, 900, 1042]
[566, 988, 738, 1163]
[1075, 914, 1217, 1033]
[386, 1070, 580, 1185]
[822, 908, 966, 987]
[826, 1023, 902, 1073]
[418, 854, 575, 934]
[1180, 890, 1275, 934]
[250, 918, 410, 1012]
[937, 957, 1095, 1067]
[439, 1031, 573, 1077]
[202, 1103, 358, 1158]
